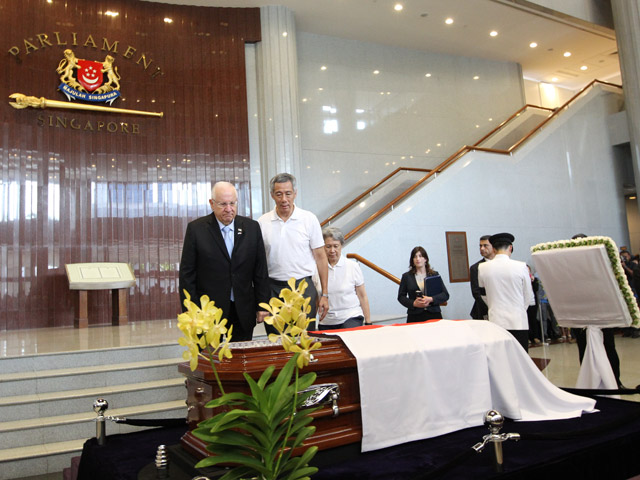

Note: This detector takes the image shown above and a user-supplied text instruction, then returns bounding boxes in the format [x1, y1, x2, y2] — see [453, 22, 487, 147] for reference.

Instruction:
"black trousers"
[508, 329, 529, 353]
[407, 311, 442, 323]
[227, 301, 254, 342]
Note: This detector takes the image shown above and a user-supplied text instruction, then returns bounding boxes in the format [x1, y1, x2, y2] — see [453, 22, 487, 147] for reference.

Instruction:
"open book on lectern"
[531, 242, 635, 329]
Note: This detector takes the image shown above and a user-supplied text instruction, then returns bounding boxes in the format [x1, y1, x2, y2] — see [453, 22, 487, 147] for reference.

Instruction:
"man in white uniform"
[258, 173, 329, 331]
[478, 232, 535, 351]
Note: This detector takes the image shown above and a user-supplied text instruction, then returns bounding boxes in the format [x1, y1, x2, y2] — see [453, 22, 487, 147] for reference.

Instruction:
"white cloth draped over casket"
[330, 320, 596, 452]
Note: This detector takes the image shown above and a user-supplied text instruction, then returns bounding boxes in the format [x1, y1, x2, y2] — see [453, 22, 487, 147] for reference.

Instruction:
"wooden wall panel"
[0, 0, 261, 330]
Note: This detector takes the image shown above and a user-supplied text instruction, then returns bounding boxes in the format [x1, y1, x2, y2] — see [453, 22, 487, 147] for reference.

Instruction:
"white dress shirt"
[257, 205, 324, 281]
[478, 254, 535, 330]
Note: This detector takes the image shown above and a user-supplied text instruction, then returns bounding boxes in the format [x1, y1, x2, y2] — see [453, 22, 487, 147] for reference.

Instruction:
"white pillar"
[611, 0, 640, 211]
[255, 6, 302, 210]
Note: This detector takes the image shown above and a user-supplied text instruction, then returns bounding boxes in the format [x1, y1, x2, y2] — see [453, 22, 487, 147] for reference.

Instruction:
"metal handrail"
[321, 168, 431, 226]
[346, 253, 400, 284]
[331, 79, 622, 241]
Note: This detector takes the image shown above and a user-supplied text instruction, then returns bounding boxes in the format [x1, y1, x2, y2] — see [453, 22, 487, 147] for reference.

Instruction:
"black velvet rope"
[110, 417, 187, 427]
[562, 386, 640, 396]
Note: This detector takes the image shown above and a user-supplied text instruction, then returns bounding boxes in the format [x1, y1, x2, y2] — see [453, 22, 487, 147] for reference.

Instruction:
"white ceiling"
[157, 0, 621, 91]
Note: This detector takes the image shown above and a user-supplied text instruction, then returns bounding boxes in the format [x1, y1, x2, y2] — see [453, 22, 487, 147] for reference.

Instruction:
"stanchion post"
[93, 398, 109, 446]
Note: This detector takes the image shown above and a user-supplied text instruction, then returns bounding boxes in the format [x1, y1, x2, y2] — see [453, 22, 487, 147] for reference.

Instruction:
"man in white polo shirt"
[258, 173, 329, 330]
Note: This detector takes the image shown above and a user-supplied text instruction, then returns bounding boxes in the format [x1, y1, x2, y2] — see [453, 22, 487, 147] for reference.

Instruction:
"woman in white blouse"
[315, 227, 372, 330]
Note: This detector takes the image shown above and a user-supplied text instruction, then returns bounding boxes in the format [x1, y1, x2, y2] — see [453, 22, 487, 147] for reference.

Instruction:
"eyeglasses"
[213, 201, 238, 208]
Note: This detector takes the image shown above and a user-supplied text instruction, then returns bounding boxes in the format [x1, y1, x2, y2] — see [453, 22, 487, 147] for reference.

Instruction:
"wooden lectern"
[65, 263, 136, 328]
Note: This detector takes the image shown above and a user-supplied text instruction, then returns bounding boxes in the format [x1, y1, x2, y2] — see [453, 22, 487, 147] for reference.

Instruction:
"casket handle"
[299, 383, 340, 417]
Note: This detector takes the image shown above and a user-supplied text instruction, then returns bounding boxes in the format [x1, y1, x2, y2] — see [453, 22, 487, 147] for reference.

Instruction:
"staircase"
[0, 344, 187, 480]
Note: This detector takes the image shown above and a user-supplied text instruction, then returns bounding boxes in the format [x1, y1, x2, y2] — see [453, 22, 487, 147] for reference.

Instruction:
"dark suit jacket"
[397, 271, 449, 315]
[179, 213, 270, 332]
[469, 258, 488, 319]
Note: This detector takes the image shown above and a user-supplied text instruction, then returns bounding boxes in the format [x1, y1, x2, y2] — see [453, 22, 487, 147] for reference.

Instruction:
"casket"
[178, 335, 361, 459]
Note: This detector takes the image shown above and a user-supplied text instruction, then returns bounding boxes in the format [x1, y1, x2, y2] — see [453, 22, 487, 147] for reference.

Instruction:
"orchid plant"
[177, 278, 322, 480]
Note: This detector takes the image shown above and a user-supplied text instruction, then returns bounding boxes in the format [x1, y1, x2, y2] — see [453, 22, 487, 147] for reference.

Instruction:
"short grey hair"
[270, 173, 296, 193]
[322, 226, 345, 245]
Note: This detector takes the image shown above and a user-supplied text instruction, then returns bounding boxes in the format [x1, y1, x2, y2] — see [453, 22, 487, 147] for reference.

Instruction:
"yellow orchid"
[205, 317, 228, 349]
[179, 336, 201, 371]
[178, 289, 233, 371]
[218, 325, 233, 361]
[289, 332, 322, 368]
[263, 278, 322, 369]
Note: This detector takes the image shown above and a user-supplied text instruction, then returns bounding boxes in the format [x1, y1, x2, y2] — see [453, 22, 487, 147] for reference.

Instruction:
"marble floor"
[2, 319, 639, 396]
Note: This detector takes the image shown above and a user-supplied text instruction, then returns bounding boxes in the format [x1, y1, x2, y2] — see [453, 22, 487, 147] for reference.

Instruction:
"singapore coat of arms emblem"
[56, 49, 121, 104]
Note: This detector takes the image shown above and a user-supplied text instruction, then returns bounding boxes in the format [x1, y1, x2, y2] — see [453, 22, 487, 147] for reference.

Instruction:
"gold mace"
[8, 93, 163, 118]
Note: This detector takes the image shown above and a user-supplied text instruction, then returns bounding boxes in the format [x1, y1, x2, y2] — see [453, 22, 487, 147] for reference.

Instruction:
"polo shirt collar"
[329, 255, 345, 270]
[272, 204, 299, 222]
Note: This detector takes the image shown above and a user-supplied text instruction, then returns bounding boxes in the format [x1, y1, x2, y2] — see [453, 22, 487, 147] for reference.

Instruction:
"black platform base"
[77, 395, 640, 480]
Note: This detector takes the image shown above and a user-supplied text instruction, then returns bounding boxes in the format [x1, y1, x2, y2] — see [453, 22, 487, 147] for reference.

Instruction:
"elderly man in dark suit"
[179, 181, 270, 341]
[469, 235, 495, 319]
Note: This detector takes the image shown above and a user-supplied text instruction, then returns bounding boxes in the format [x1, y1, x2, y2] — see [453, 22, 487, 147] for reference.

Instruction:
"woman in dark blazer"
[397, 246, 450, 322]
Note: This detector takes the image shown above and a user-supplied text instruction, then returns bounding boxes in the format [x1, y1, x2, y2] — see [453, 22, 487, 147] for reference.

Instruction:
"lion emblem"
[57, 49, 121, 95]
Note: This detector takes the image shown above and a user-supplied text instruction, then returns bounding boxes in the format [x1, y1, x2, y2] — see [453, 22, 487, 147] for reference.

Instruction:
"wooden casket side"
[179, 335, 362, 459]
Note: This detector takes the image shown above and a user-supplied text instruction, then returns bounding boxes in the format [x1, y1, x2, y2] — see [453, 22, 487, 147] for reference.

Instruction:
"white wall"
[527, 0, 614, 28]
[524, 78, 577, 108]
[345, 86, 629, 320]
[295, 32, 525, 221]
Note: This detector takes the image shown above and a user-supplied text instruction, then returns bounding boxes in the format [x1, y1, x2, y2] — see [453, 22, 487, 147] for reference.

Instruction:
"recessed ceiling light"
[164, 17, 173, 23]
[445, 18, 454, 25]
[425, 73, 431, 77]
[473, 75, 479, 80]
[373, 70, 380, 75]
[563, 51, 572, 57]
[551, 77, 558, 82]
[489, 31, 498, 37]
[282, 31, 288, 37]
[302, 98, 308, 102]
[320, 65, 327, 71]
[105, 10, 119, 17]
[318, 87, 323, 91]
[580, 65, 588, 71]
[394, 3, 403, 11]
[529, 42, 538, 48]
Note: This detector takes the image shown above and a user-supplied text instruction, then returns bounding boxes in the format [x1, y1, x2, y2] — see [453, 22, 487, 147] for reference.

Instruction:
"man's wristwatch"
[322, 294, 329, 298]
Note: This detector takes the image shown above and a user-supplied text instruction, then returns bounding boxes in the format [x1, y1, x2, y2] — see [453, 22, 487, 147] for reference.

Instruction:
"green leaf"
[195, 451, 271, 475]
[256, 364, 276, 389]
[284, 466, 319, 480]
[204, 391, 250, 408]
[265, 355, 297, 412]
[218, 467, 255, 480]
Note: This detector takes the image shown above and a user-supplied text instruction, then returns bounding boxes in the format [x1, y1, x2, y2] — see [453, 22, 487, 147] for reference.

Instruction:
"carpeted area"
[76, 394, 640, 480]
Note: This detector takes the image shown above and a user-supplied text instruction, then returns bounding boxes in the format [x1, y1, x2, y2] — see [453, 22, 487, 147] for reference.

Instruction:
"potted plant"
[178, 278, 322, 480]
